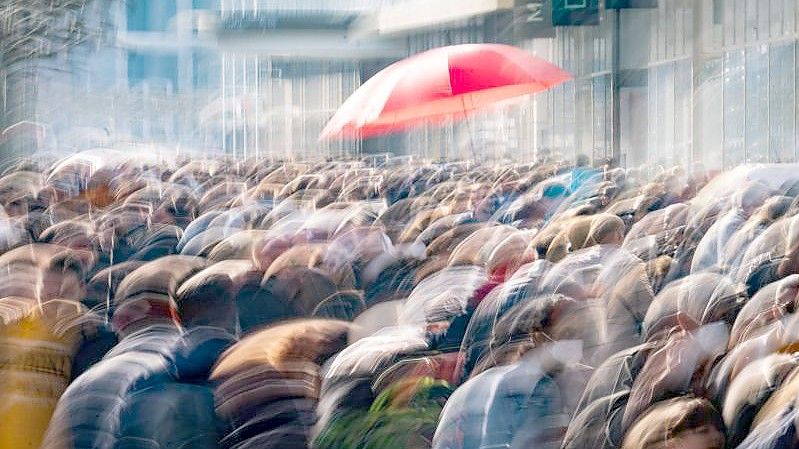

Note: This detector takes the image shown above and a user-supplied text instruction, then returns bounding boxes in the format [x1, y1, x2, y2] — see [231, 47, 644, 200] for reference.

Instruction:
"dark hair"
[49, 252, 87, 279]
[671, 397, 725, 436]
[175, 273, 235, 326]
[575, 154, 590, 167]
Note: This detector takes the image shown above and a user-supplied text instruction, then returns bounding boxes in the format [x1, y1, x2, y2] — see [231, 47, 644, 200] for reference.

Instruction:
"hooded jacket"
[41, 325, 235, 449]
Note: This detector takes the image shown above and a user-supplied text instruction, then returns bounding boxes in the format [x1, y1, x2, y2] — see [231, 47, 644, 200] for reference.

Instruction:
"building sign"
[513, 0, 555, 38]
[606, 0, 657, 8]
[520, 1, 546, 22]
[552, 0, 600, 26]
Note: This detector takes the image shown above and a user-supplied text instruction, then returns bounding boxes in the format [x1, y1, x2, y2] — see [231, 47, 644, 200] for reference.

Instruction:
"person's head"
[112, 255, 207, 337]
[41, 252, 88, 302]
[112, 296, 177, 337]
[787, 214, 799, 252]
[176, 272, 238, 334]
[1, 245, 93, 302]
[587, 214, 626, 246]
[541, 182, 567, 200]
[598, 184, 619, 207]
[604, 157, 619, 170]
[621, 397, 725, 449]
[537, 148, 552, 162]
[575, 154, 590, 168]
[758, 195, 792, 222]
[734, 182, 773, 216]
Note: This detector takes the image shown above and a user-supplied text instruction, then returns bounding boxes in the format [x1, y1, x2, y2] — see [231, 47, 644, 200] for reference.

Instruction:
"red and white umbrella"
[320, 44, 572, 140]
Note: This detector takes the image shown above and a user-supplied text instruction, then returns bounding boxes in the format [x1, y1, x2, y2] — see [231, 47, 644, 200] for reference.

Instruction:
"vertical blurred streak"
[243, 55, 248, 160]
[533, 92, 538, 161]
[222, 53, 227, 155]
[106, 237, 113, 324]
[611, 8, 621, 164]
[255, 57, 260, 161]
[267, 57, 274, 163]
[690, 0, 702, 164]
[232, 53, 238, 158]
[285, 77, 293, 161]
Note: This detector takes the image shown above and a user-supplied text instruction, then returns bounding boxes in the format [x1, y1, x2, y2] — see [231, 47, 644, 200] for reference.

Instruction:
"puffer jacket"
[41, 325, 235, 449]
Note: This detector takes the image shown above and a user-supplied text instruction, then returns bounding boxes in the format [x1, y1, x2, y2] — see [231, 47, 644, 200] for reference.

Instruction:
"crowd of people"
[3, 148, 799, 449]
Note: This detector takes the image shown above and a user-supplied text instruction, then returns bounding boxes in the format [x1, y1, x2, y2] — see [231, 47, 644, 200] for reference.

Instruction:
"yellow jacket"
[0, 299, 87, 449]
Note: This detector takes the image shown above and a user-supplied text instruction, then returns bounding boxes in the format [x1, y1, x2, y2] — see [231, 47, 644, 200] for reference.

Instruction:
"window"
[192, 0, 215, 9]
[565, 0, 588, 8]
[713, 0, 723, 25]
[592, 74, 611, 160]
[127, 53, 178, 93]
[674, 59, 692, 163]
[126, 0, 177, 32]
[723, 50, 745, 167]
[744, 45, 768, 162]
[695, 58, 724, 170]
[768, 42, 797, 162]
[656, 64, 675, 163]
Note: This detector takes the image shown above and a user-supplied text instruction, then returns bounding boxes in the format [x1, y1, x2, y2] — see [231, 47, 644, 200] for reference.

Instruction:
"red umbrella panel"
[320, 44, 572, 140]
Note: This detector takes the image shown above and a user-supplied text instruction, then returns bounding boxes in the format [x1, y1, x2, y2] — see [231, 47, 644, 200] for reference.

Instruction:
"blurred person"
[0, 299, 94, 449]
[432, 341, 583, 449]
[621, 397, 726, 449]
[721, 353, 798, 446]
[622, 322, 728, 433]
[315, 376, 452, 449]
[40, 256, 216, 449]
[691, 182, 773, 273]
[175, 270, 239, 334]
[545, 213, 624, 263]
[741, 215, 799, 297]
[0, 244, 92, 303]
[721, 195, 792, 273]
[212, 320, 350, 449]
[2, 146, 798, 449]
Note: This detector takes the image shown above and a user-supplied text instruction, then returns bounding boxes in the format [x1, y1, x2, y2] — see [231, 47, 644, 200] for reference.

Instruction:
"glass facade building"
[215, 0, 390, 160]
[28, 0, 796, 166]
[526, 0, 798, 169]
[357, 0, 799, 169]
[216, 56, 361, 160]
[31, 0, 220, 152]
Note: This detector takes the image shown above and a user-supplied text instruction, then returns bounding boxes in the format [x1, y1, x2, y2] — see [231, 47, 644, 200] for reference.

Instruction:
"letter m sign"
[513, 0, 555, 38]
[524, 1, 545, 22]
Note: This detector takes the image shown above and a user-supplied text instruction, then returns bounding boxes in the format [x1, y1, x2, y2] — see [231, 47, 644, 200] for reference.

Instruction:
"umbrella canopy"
[320, 44, 571, 140]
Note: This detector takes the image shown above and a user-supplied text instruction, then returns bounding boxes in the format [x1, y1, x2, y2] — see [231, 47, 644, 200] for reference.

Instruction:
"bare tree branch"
[0, 0, 113, 71]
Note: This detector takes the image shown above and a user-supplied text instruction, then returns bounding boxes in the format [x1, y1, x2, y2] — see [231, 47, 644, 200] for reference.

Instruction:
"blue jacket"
[570, 167, 600, 194]
[42, 325, 235, 449]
